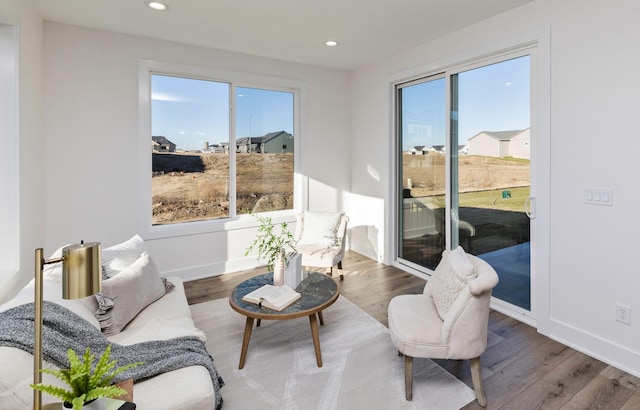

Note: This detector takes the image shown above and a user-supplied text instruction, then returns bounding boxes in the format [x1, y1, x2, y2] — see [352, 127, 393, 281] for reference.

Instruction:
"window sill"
[141, 209, 298, 241]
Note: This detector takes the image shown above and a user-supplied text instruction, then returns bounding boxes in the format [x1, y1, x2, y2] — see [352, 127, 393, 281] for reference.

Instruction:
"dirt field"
[152, 152, 293, 224]
[151, 152, 529, 224]
[402, 153, 530, 198]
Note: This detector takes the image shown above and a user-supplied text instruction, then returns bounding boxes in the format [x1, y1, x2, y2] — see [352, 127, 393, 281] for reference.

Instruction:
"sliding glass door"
[397, 51, 533, 312]
[452, 55, 532, 311]
[397, 75, 446, 271]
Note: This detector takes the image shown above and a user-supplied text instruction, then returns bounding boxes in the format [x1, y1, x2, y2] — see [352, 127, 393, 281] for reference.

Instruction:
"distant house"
[207, 144, 225, 153]
[408, 144, 466, 155]
[408, 146, 427, 155]
[466, 128, 530, 159]
[232, 131, 295, 153]
[151, 136, 176, 152]
[235, 137, 255, 153]
[259, 131, 294, 153]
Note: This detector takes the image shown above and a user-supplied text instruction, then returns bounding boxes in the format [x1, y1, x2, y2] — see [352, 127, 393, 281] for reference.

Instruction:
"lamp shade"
[62, 241, 101, 299]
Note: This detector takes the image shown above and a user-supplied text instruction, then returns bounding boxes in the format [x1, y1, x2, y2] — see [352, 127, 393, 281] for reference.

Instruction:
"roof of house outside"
[152, 136, 176, 146]
[260, 131, 292, 143]
[237, 131, 292, 145]
[468, 128, 530, 141]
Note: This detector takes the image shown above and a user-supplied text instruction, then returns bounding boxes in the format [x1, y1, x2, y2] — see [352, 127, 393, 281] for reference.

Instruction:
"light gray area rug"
[190, 296, 476, 410]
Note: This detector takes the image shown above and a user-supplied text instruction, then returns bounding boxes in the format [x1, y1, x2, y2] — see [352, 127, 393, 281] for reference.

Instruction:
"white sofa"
[0, 237, 219, 409]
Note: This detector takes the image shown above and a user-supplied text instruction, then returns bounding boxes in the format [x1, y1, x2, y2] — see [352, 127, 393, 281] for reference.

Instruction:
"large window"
[150, 74, 295, 226]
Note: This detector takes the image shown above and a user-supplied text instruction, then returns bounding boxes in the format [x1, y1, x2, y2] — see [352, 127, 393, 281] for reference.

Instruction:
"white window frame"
[0, 22, 19, 278]
[388, 28, 551, 327]
[138, 60, 307, 240]
[391, 46, 536, 275]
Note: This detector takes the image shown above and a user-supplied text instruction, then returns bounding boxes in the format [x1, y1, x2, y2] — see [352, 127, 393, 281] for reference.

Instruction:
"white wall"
[0, 0, 43, 303]
[41, 22, 350, 281]
[349, 0, 640, 376]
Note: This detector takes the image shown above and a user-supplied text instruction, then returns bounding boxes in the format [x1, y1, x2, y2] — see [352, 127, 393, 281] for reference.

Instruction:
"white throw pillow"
[447, 246, 476, 280]
[429, 247, 477, 321]
[101, 234, 147, 278]
[94, 252, 166, 336]
[297, 211, 343, 247]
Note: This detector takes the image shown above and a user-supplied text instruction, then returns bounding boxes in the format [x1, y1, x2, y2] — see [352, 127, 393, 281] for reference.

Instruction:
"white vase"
[273, 254, 285, 286]
[63, 397, 106, 410]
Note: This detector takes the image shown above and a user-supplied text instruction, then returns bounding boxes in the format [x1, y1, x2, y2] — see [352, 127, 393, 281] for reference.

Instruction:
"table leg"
[239, 317, 254, 369]
[308, 314, 323, 367]
[318, 311, 324, 326]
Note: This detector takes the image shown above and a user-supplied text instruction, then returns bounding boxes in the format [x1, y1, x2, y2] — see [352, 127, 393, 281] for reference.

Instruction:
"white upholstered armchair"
[387, 246, 499, 407]
[294, 211, 349, 280]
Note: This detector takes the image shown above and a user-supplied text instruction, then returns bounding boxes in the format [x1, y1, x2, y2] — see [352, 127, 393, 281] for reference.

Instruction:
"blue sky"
[236, 87, 294, 139]
[152, 75, 293, 151]
[401, 55, 530, 151]
[152, 56, 529, 152]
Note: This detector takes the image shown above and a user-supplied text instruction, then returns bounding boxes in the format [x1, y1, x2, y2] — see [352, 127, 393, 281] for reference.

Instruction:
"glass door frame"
[391, 45, 539, 323]
[395, 73, 447, 273]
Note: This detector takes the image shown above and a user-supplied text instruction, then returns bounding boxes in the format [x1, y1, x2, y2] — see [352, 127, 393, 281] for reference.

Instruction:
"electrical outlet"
[616, 304, 631, 325]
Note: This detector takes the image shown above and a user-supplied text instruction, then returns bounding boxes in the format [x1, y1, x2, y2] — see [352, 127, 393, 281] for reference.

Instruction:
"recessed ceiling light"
[325, 40, 339, 47]
[146, 1, 168, 11]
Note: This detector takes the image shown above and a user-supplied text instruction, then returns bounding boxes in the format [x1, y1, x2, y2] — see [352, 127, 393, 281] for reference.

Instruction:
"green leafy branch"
[31, 345, 142, 410]
[245, 214, 297, 269]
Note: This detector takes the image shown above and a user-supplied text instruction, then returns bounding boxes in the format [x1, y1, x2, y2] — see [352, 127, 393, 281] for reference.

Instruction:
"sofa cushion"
[0, 279, 100, 330]
[429, 246, 477, 320]
[107, 277, 205, 345]
[95, 252, 166, 335]
[297, 211, 344, 247]
[132, 366, 215, 410]
[102, 234, 147, 278]
[0, 271, 217, 410]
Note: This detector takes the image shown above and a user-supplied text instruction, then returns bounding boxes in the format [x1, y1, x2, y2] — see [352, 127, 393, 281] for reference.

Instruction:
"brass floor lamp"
[34, 241, 101, 410]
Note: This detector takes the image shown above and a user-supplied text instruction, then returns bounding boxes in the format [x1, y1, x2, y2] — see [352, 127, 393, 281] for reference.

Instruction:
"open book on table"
[242, 284, 301, 311]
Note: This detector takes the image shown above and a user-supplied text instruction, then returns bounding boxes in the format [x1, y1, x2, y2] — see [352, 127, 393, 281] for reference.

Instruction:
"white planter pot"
[273, 256, 285, 286]
[63, 397, 106, 410]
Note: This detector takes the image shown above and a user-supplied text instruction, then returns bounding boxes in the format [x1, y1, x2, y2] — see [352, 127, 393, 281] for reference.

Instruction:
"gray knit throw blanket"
[0, 301, 224, 410]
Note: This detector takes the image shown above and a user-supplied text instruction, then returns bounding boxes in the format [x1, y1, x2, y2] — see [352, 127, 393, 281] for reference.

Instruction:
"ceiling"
[34, 0, 533, 71]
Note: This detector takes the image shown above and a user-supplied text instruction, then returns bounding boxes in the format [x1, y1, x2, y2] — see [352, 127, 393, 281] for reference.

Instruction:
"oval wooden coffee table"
[229, 271, 340, 369]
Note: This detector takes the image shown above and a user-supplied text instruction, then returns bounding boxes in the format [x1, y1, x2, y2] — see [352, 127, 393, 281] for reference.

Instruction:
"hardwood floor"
[184, 251, 640, 409]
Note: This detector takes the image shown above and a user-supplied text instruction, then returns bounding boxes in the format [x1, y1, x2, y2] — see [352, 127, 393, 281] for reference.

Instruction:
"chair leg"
[404, 354, 413, 401]
[337, 261, 344, 280]
[470, 357, 487, 407]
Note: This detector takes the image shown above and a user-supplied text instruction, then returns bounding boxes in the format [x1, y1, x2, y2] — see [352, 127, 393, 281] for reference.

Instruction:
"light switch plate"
[584, 188, 613, 206]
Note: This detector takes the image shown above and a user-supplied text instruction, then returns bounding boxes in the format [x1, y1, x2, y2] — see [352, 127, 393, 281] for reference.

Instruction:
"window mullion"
[447, 72, 459, 250]
[228, 84, 237, 217]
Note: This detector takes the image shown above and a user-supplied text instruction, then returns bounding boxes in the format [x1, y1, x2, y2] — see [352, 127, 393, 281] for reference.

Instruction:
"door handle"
[525, 196, 536, 219]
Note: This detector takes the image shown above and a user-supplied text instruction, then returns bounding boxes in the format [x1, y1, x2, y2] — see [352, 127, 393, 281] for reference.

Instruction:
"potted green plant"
[245, 214, 297, 271]
[31, 345, 141, 410]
